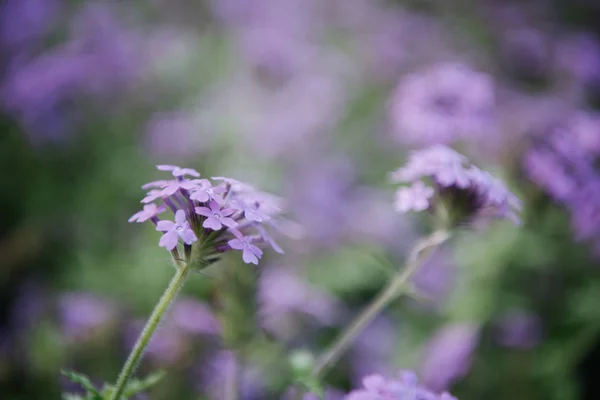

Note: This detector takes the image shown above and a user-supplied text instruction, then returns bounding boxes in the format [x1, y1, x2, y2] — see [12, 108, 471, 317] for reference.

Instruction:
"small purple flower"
[161, 179, 202, 196]
[394, 181, 434, 213]
[228, 232, 263, 265]
[156, 164, 200, 178]
[419, 323, 480, 392]
[189, 179, 226, 203]
[156, 210, 197, 250]
[346, 370, 457, 400]
[128, 203, 166, 223]
[195, 201, 237, 230]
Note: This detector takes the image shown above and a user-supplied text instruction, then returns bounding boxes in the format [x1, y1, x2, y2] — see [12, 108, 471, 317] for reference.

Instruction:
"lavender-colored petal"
[228, 238, 245, 250]
[156, 220, 175, 231]
[179, 228, 198, 245]
[221, 217, 237, 228]
[159, 230, 179, 250]
[242, 249, 259, 264]
[195, 206, 212, 217]
[190, 190, 210, 202]
[203, 217, 223, 231]
[174, 210, 187, 225]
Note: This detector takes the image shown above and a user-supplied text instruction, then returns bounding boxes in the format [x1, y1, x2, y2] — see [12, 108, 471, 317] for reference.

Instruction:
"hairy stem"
[311, 229, 451, 380]
[109, 263, 191, 400]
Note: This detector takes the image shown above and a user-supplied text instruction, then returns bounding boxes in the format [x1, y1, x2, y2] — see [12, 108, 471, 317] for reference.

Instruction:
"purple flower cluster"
[390, 146, 521, 226]
[129, 165, 283, 266]
[346, 370, 457, 400]
[390, 63, 495, 145]
[523, 111, 600, 252]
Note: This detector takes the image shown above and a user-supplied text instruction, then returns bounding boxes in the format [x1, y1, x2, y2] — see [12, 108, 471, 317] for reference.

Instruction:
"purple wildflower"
[189, 179, 226, 203]
[394, 181, 434, 213]
[494, 311, 542, 349]
[195, 201, 237, 230]
[160, 178, 202, 196]
[156, 210, 198, 250]
[419, 323, 480, 392]
[156, 164, 200, 178]
[390, 146, 521, 226]
[346, 370, 457, 400]
[128, 203, 166, 223]
[228, 232, 263, 265]
[523, 111, 600, 253]
[390, 62, 495, 145]
[132, 165, 284, 266]
[59, 293, 115, 341]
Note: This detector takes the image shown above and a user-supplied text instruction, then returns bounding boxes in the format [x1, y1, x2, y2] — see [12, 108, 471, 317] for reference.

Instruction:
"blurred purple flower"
[394, 181, 434, 213]
[524, 111, 600, 251]
[59, 293, 116, 340]
[259, 268, 340, 339]
[0, 0, 61, 51]
[145, 112, 206, 158]
[347, 370, 457, 400]
[419, 323, 480, 392]
[556, 33, 600, 87]
[350, 316, 397, 384]
[494, 311, 542, 349]
[390, 63, 495, 145]
[170, 297, 221, 335]
[125, 320, 184, 365]
[390, 146, 522, 225]
[156, 210, 198, 250]
[197, 350, 265, 400]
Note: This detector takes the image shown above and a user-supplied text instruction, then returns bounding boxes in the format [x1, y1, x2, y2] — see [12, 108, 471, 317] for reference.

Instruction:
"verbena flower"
[390, 146, 521, 227]
[523, 111, 600, 254]
[419, 323, 480, 392]
[346, 370, 457, 400]
[129, 165, 284, 267]
[390, 63, 495, 145]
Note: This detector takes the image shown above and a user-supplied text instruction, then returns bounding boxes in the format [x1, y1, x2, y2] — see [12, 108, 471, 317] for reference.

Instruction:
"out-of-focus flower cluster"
[390, 146, 521, 226]
[346, 370, 457, 400]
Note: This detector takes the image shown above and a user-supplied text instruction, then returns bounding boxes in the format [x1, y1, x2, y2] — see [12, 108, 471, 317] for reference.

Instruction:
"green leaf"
[61, 369, 102, 399]
[123, 370, 166, 397]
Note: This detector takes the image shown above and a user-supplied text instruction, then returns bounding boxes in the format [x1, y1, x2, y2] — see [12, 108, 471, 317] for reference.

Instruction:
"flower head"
[346, 370, 457, 400]
[131, 165, 284, 267]
[390, 146, 521, 227]
[390, 63, 495, 145]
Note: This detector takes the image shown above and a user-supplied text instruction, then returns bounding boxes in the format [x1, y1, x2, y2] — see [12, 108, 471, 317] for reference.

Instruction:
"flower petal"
[203, 217, 222, 231]
[195, 207, 212, 217]
[180, 229, 198, 245]
[156, 220, 175, 231]
[242, 249, 259, 265]
[159, 230, 179, 250]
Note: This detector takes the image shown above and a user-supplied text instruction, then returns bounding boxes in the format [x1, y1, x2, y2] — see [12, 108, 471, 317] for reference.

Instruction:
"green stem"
[109, 263, 191, 400]
[311, 230, 451, 380]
